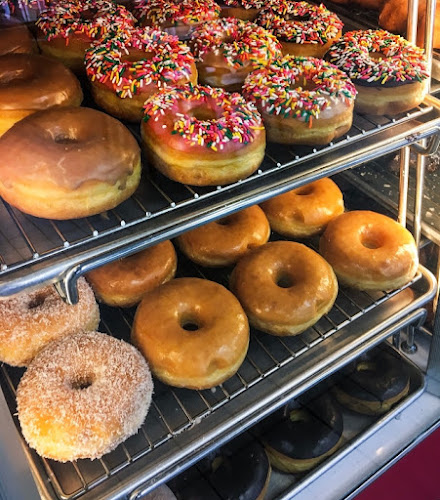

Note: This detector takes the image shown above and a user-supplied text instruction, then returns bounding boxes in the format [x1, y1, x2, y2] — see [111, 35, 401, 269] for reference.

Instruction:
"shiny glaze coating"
[0, 23, 36, 55]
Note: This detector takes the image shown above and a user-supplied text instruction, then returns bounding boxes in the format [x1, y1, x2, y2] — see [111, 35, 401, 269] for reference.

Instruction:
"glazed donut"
[17, 331, 153, 462]
[133, 0, 221, 40]
[176, 206, 270, 267]
[230, 241, 338, 336]
[260, 178, 344, 238]
[219, 0, 267, 21]
[333, 346, 410, 415]
[141, 85, 266, 186]
[319, 211, 419, 291]
[0, 107, 141, 219]
[132, 277, 249, 389]
[37, 0, 136, 72]
[326, 30, 429, 115]
[85, 27, 197, 121]
[263, 394, 343, 473]
[0, 22, 36, 55]
[86, 240, 177, 307]
[257, 1, 343, 58]
[242, 56, 356, 145]
[0, 278, 99, 367]
[0, 53, 82, 137]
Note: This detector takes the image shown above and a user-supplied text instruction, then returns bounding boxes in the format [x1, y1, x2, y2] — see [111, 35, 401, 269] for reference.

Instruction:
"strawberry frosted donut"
[141, 85, 266, 186]
[326, 30, 430, 115]
[85, 27, 197, 121]
[243, 56, 356, 145]
[219, 0, 267, 20]
[37, 0, 136, 71]
[189, 17, 282, 91]
[133, 0, 221, 40]
[257, 1, 343, 57]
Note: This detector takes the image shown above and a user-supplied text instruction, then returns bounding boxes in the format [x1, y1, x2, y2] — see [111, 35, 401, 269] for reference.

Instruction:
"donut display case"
[0, 1, 440, 499]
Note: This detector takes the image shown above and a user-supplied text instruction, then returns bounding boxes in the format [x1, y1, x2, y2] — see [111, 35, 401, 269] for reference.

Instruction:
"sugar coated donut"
[0, 22, 36, 55]
[141, 84, 265, 186]
[326, 30, 429, 115]
[133, 0, 221, 40]
[257, 1, 343, 57]
[189, 17, 281, 92]
[85, 27, 197, 121]
[176, 205, 270, 267]
[230, 241, 338, 336]
[243, 56, 356, 145]
[0, 107, 141, 219]
[220, 0, 267, 21]
[37, 0, 136, 71]
[260, 178, 344, 238]
[17, 331, 153, 462]
[132, 277, 249, 389]
[0, 278, 99, 367]
[87, 240, 177, 307]
[0, 53, 82, 137]
[319, 210, 419, 290]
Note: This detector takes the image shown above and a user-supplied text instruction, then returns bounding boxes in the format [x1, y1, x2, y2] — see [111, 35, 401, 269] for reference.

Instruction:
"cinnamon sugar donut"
[0, 278, 99, 367]
[17, 331, 153, 462]
[87, 241, 177, 307]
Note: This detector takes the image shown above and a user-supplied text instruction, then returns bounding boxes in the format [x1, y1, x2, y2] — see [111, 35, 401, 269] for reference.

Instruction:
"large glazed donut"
[326, 30, 429, 115]
[132, 277, 249, 389]
[189, 17, 281, 92]
[319, 211, 419, 290]
[85, 27, 197, 121]
[176, 205, 270, 267]
[260, 178, 344, 238]
[0, 53, 82, 137]
[230, 241, 338, 336]
[243, 56, 356, 145]
[141, 84, 265, 186]
[0, 107, 141, 219]
[17, 331, 153, 462]
[0, 278, 99, 367]
[0, 22, 36, 55]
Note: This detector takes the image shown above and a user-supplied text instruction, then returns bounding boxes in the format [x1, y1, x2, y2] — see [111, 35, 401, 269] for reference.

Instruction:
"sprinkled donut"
[243, 56, 356, 145]
[326, 30, 430, 115]
[220, 0, 268, 21]
[141, 84, 266, 186]
[17, 331, 153, 462]
[133, 0, 221, 40]
[0, 277, 99, 367]
[257, 1, 343, 58]
[37, 0, 136, 71]
[85, 27, 197, 121]
[189, 17, 282, 92]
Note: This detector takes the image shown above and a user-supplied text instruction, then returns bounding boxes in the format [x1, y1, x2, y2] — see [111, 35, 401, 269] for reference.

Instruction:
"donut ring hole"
[70, 375, 94, 391]
[295, 185, 315, 196]
[54, 135, 79, 145]
[276, 271, 295, 289]
[180, 314, 202, 332]
[289, 78, 316, 92]
[369, 51, 389, 62]
[81, 7, 99, 21]
[216, 214, 235, 226]
[286, 13, 311, 23]
[121, 50, 153, 64]
[27, 290, 50, 309]
[361, 229, 384, 249]
[190, 106, 220, 122]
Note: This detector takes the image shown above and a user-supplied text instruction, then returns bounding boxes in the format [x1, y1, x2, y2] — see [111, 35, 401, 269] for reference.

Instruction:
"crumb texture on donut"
[17, 331, 153, 462]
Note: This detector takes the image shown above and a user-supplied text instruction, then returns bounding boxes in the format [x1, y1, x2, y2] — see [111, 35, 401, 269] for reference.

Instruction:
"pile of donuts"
[0, 0, 431, 220]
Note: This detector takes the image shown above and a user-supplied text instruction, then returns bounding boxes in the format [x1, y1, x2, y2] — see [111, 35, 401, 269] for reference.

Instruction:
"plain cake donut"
[230, 241, 338, 336]
[17, 331, 153, 462]
[319, 210, 419, 290]
[132, 277, 249, 389]
[0, 277, 99, 367]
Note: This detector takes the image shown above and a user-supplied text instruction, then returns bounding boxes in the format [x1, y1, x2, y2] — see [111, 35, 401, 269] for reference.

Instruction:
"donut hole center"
[180, 316, 201, 332]
[81, 7, 99, 21]
[190, 106, 219, 122]
[216, 214, 236, 226]
[361, 231, 384, 249]
[290, 78, 316, 92]
[276, 272, 294, 289]
[369, 51, 389, 61]
[71, 376, 94, 391]
[54, 135, 79, 145]
[295, 185, 314, 196]
[28, 291, 49, 309]
[287, 13, 311, 23]
[121, 50, 153, 64]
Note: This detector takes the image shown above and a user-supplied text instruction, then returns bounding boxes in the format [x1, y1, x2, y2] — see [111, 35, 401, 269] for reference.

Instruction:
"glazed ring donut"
[141, 84, 265, 186]
[0, 107, 141, 219]
[133, 0, 221, 40]
[132, 277, 249, 389]
[230, 241, 338, 336]
[0, 54, 82, 138]
[257, 1, 343, 58]
[326, 30, 429, 115]
[86, 240, 177, 307]
[319, 210, 419, 291]
[0, 22, 36, 55]
[85, 27, 197, 121]
[333, 346, 410, 415]
[243, 56, 356, 145]
[0, 277, 99, 367]
[17, 331, 153, 462]
[37, 0, 136, 71]
[260, 178, 344, 238]
[263, 394, 343, 473]
[220, 0, 267, 20]
[189, 17, 281, 92]
[176, 206, 270, 267]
